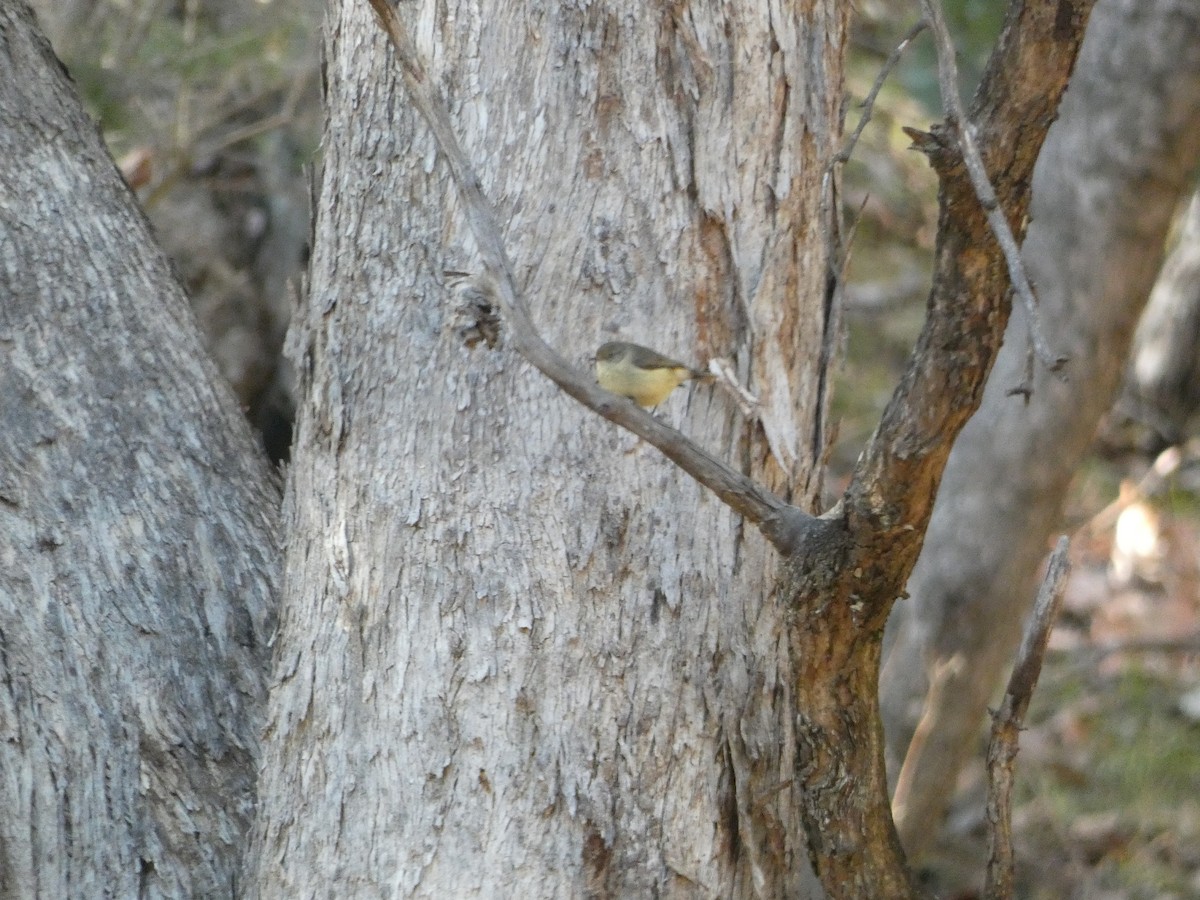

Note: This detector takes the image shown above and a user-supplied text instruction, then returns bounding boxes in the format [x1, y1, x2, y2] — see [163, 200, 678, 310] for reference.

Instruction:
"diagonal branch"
[363, 0, 810, 552]
[832, 20, 927, 168]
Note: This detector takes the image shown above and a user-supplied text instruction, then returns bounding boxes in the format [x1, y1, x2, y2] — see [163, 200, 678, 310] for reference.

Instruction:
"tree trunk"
[881, 0, 1200, 861]
[29, 0, 319, 464]
[1130, 190, 1200, 442]
[0, 2, 279, 895]
[247, 0, 843, 896]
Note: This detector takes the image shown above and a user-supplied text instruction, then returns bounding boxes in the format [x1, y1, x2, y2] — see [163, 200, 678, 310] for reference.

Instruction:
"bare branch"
[918, 0, 1065, 373]
[1084, 444, 1183, 535]
[824, 21, 920, 353]
[706, 357, 761, 420]
[833, 20, 927, 167]
[1005, 339, 1037, 403]
[363, 0, 809, 551]
[984, 535, 1071, 900]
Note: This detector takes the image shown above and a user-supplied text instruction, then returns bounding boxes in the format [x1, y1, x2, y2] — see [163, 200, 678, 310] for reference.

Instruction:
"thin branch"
[918, 0, 1065, 372]
[824, 20, 921, 343]
[833, 20, 927, 167]
[844, 0, 1091, 551]
[203, 68, 315, 157]
[825, 192, 870, 296]
[984, 535, 1071, 900]
[363, 0, 810, 552]
[1005, 338, 1037, 402]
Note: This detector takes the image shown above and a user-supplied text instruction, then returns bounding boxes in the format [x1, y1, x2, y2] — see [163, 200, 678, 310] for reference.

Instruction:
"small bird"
[594, 340, 711, 408]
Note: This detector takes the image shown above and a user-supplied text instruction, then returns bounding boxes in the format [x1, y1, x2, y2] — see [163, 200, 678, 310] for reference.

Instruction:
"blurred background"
[29, 0, 1200, 896]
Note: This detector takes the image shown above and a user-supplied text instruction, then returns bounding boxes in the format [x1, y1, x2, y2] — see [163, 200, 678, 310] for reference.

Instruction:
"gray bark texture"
[1131, 190, 1200, 440]
[29, 0, 320, 463]
[881, 0, 1200, 860]
[0, 2, 279, 895]
[29, 0, 319, 465]
[247, 0, 843, 896]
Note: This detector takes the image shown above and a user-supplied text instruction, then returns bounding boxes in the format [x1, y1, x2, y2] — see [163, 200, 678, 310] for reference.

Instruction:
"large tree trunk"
[0, 2, 278, 895]
[882, 0, 1200, 860]
[247, 0, 843, 896]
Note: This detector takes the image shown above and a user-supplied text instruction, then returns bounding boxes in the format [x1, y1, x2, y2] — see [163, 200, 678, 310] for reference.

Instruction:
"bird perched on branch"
[594, 341, 712, 408]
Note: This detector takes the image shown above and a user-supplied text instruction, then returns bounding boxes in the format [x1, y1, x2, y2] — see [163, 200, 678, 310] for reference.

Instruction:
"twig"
[843, 0, 1090, 546]
[706, 357, 761, 420]
[984, 535, 1071, 900]
[835, 194, 870, 286]
[833, 20, 927, 167]
[204, 68, 315, 156]
[1005, 339, 1036, 403]
[918, 0, 1065, 374]
[362, 0, 811, 552]
[824, 20, 921, 337]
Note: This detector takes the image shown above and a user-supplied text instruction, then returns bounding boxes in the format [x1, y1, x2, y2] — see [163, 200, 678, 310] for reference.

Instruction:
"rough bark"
[0, 3, 279, 895]
[29, 0, 319, 463]
[243, 0, 1099, 895]
[983, 538, 1070, 900]
[248, 0, 842, 896]
[881, 0, 1200, 861]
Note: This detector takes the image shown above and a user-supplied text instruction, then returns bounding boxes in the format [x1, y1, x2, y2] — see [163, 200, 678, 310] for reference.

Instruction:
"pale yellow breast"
[596, 357, 692, 407]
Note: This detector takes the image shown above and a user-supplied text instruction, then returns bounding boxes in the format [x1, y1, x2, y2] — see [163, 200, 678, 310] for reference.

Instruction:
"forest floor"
[936, 461, 1200, 900]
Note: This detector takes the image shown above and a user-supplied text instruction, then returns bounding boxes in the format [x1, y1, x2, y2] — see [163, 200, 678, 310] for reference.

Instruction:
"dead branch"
[984, 535, 1072, 900]
[891, 653, 963, 832]
[833, 20, 927, 168]
[845, 0, 1093, 561]
[1084, 444, 1183, 535]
